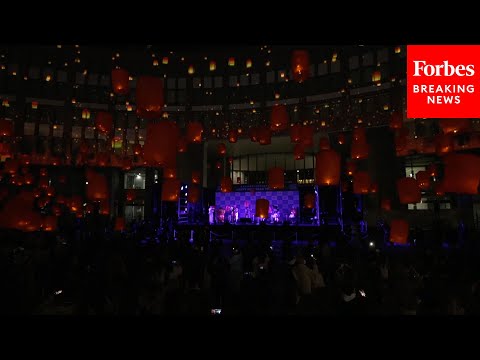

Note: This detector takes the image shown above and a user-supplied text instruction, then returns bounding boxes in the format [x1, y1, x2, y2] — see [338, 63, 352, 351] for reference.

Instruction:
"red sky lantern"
[33, 188, 42, 198]
[389, 111, 403, 129]
[304, 193, 316, 209]
[85, 203, 94, 214]
[268, 167, 285, 190]
[397, 177, 421, 204]
[319, 137, 330, 150]
[255, 198, 270, 219]
[353, 127, 367, 143]
[220, 176, 233, 193]
[143, 121, 179, 168]
[38, 176, 49, 189]
[301, 125, 314, 148]
[390, 219, 409, 245]
[294, 143, 305, 160]
[133, 144, 143, 156]
[187, 185, 200, 203]
[39, 168, 48, 177]
[186, 121, 204, 143]
[416, 171, 431, 190]
[192, 170, 201, 185]
[315, 150, 341, 186]
[337, 133, 346, 145]
[270, 104, 289, 132]
[443, 153, 480, 195]
[381, 198, 391, 211]
[177, 136, 188, 153]
[353, 171, 371, 194]
[290, 124, 302, 143]
[0, 118, 13, 137]
[351, 140, 369, 160]
[69, 195, 82, 213]
[370, 183, 378, 194]
[42, 216, 57, 232]
[95, 112, 113, 135]
[114, 217, 126, 232]
[24, 173, 34, 185]
[216, 161, 222, 169]
[427, 164, 437, 177]
[163, 167, 177, 179]
[257, 126, 272, 145]
[435, 133, 454, 156]
[346, 160, 356, 176]
[217, 143, 227, 156]
[136, 76, 164, 119]
[111, 68, 130, 95]
[86, 170, 109, 201]
[439, 118, 471, 134]
[291, 50, 310, 83]
[249, 127, 259, 142]
[126, 189, 136, 202]
[99, 200, 110, 215]
[4, 158, 19, 174]
[228, 129, 238, 143]
[161, 179, 180, 201]
[46, 186, 55, 197]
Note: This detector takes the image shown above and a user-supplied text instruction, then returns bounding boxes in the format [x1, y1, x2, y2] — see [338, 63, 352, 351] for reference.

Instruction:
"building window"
[124, 171, 145, 189]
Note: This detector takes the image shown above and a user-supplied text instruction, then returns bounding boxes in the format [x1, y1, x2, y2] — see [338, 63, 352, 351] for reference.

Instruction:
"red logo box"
[407, 45, 480, 118]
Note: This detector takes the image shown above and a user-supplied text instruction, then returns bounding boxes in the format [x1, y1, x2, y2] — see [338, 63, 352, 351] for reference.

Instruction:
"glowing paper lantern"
[397, 177, 421, 204]
[228, 57, 235, 66]
[249, 128, 259, 142]
[46, 186, 55, 197]
[294, 143, 305, 160]
[372, 70, 381, 83]
[381, 198, 391, 211]
[69, 195, 82, 213]
[38, 176, 49, 189]
[111, 68, 129, 95]
[143, 121, 179, 168]
[257, 126, 272, 145]
[95, 112, 113, 135]
[209, 61, 216, 71]
[163, 167, 177, 179]
[186, 121, 204, 143]
[390, 219, 409, 245]
[4, 158, 19, 174]
[315, 150, 341, 186]
[255, 198, 270, 219]
[135, 76, 164, 119]
[319, 137, 330, 150]
[133, 144, 143, 156]
[346, 160, 356, 176]
[304, 193, 316, 209]
[217, 143, 227, 156]
[439, 119, 471, 134]
[351, 141, 369, 160]
[353, 128, 367, 143]
[268, 167, 285, 190]
[435, 133, 454, 156]
[228, 129, 238, 143]
[337, 133, 346, 145]
[85, 203, 94, 214]
[220, 176, 233, 193]
[427, 164, 437, 177]
[192, 170, 201, 185]
[187, 185, 200, 203]
[24, 173, 34, 185]
[126, 189, 136, 202]
[291, 50, 310, 82]
[301, 125, 314, 148]
[290, 124, 302, 143]
[0, 118, 13, 137]
[42, 216, 57, 232]
[416, 171, 431, 190]
[443, 153, 480, 194]
[177, 136, 188, 153]
[270, 104, 289, 132]
[216, 161, 222, 169]
[114, 217, 125, 232]
[353, 171, 371, 194]
[389, 111, 403, 129]
[161, 179, 180, 201]
[86, 170, 109, 201]
[370, 183, 378, 194]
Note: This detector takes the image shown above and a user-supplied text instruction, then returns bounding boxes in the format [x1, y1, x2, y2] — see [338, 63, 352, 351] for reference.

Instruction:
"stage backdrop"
[215, 190, 299, 221]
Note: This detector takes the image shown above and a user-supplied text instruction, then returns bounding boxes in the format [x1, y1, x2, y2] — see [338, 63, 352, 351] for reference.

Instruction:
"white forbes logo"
[413, 60, 475, 77]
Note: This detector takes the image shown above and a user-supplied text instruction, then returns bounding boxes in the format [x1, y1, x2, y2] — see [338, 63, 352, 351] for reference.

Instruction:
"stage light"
[369, 242, 374, 247]
[181, 186, 184, 190]
[185, 185, 188, 188]
[85, 181, 89, 184]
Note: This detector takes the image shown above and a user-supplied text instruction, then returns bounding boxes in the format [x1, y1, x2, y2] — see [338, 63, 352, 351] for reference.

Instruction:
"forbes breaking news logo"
[407, 45, 480, 118]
